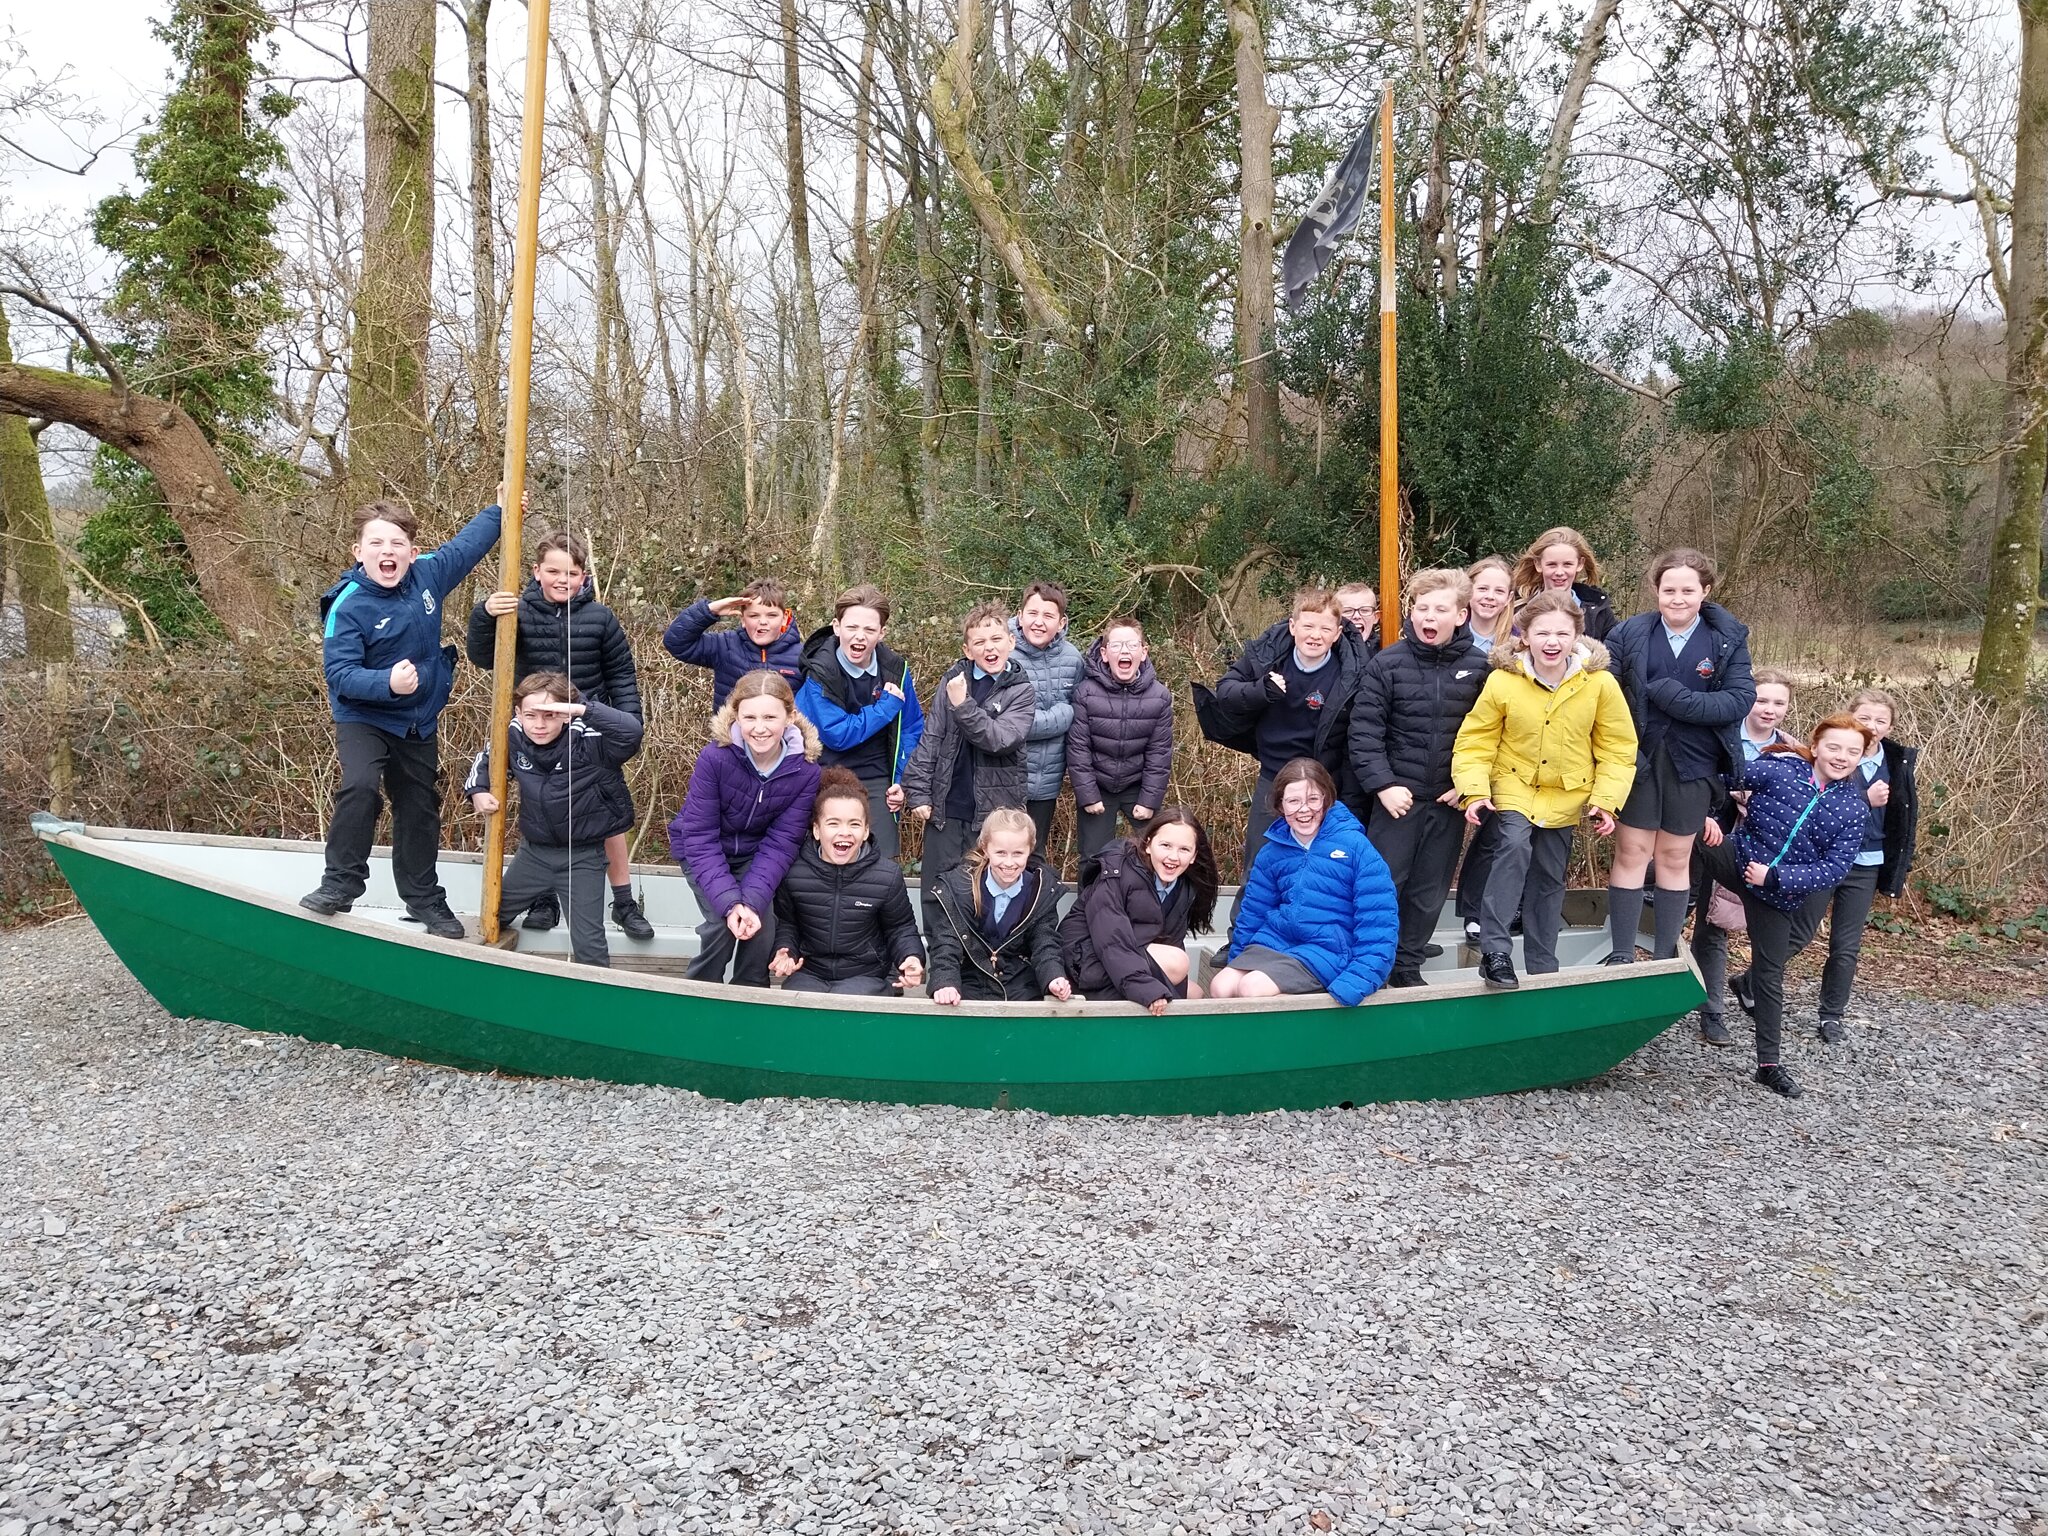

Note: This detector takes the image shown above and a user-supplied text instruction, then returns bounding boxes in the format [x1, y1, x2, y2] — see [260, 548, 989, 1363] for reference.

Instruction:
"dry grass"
[4, 616, 2043, 934]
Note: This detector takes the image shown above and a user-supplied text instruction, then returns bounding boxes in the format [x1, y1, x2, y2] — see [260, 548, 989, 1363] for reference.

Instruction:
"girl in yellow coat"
[1452, 592, 1638, 987]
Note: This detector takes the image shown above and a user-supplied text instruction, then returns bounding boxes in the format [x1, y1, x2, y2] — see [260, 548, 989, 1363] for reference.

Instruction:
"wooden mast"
[480, 0, 552, 943]
[1376, 83, 1399, 650]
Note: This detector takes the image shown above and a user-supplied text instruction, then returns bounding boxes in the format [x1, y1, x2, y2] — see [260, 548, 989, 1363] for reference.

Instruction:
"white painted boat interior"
[77, 826, 1618, 982]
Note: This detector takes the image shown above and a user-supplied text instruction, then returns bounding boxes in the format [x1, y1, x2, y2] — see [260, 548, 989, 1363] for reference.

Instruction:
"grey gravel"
[3, 919, 2043, 1535]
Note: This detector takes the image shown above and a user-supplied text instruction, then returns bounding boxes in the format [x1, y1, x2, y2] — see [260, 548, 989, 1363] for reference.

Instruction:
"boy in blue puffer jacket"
[301, 496, 503, 937]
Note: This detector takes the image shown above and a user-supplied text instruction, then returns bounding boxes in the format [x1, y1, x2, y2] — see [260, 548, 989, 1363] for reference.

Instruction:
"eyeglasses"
[1341, 606, 1378, 621]
[1104, 641, 1144, 654]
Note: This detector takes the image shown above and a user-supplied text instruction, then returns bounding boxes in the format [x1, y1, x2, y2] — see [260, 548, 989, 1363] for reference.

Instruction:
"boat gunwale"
[36, 818, 1704, 1019]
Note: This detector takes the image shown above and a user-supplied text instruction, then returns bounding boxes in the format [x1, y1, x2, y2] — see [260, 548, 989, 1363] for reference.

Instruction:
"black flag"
[1280, 116, 1379, 313]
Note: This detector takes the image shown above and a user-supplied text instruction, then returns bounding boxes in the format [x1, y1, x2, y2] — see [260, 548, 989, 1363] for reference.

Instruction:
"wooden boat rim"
[36, 817, 1703, 1018]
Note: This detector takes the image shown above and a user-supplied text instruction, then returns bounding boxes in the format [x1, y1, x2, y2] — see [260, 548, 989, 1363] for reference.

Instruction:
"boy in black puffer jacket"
[463, 672, 644, 967]
[468, 530, 652, 940]
[769, 768, 925, 994]
[927, 808, 1073, 1003]
[1348, 569, 1487, 987]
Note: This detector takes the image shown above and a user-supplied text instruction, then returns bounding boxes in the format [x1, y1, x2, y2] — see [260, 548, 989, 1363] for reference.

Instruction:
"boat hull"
[34, 819, 1703, 1115]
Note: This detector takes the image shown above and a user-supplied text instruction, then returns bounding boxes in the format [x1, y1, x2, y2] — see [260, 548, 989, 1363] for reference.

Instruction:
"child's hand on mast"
[471, 792, 500, 817]
[484, 590, 519, 617]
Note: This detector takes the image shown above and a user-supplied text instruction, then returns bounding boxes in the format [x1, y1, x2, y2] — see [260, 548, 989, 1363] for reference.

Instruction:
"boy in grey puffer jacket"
[903, 601, 1036, 920]
[1008, 582, 1085, 858]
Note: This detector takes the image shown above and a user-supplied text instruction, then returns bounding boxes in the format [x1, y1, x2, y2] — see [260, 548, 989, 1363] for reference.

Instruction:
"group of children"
[300, 500, 1916, 1098]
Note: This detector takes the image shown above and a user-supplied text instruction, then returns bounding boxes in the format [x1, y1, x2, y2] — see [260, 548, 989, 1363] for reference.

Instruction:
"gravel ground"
[2, 921, 2043, 1536]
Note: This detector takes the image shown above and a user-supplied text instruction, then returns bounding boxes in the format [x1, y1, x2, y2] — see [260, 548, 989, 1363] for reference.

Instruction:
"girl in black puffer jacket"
[467, 531, 651, 939]
[1058, 810, 1221, 1014]
[770, 769, 926, 995]
[928, 809, 1072, 1004]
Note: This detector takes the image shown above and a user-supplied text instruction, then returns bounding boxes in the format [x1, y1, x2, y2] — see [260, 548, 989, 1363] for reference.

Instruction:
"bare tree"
[0, 301, 72, 660]
[349, 0, 436, 510]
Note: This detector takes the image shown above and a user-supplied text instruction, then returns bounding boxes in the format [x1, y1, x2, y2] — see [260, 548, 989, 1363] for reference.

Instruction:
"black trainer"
[1599, 951, 1636, 967]
[1384, 969, 1428, 988]
[404, 899, 467, 940]
[1698, 1014, 1732, 1047]
[299, 886, 356, 916]
[1422, 943, 1444, 959]
[1817, 1017, 1845, 1045]
[1730, 969, 1757, 1017]
[613, 894, 656, 941]
[522, 892, 560, 932]
[1478, 953, 1519, 990]
[1754, 1063, 1804, 1099]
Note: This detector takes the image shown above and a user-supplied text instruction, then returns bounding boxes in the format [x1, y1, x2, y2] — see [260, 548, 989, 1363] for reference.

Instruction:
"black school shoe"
[1698, 1014, 1732, 1047]
[299, 885, 355, 916]
[522, 892, 560, 931]
[1422, 943, 1444, 959]
[1730, 970, 1757, 1017]
[405, 898, 467, 940]
[1754, 1063, 1804, 1099]
[1599, 951, 1636, 967]
[1384, 969, 1428, 988]
[1478, 953, 1519, 990]
[1817, 1017, 1846, 1045]
[613, 894, 656, 941]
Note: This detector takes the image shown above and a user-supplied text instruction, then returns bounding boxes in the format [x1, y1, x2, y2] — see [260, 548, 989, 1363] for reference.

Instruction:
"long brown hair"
[1133, 809, 1220, 935]
[1512, 526, 1603, 597]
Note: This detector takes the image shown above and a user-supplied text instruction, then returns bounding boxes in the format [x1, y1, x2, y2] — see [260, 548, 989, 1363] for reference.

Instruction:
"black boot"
[1754, 1063, 1804, 1099]
[405, 898, 467, 940]
[612, 892, 656, 941]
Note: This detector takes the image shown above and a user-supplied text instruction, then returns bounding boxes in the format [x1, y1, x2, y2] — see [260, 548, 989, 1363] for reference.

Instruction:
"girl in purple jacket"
[669, 670, 822, 985]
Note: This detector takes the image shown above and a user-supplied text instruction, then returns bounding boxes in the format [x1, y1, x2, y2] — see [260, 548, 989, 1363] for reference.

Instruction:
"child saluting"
[301, 493, 504, 937]
[463, 673, 645, 967]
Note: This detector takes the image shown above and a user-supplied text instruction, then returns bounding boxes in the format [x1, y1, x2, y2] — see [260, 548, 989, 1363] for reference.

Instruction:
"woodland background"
[0, 0, 2044, 921]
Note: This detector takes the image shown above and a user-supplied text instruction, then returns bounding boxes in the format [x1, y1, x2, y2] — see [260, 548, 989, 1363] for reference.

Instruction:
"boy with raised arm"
[662, 577, 804, 708]
[792, 584, 925, 860]
[301, 494, 503, 937]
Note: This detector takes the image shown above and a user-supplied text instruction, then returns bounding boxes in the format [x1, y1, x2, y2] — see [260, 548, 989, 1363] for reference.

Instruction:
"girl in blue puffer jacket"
[1212, 758, 1400, 1006]
[1692, 714, 1874, 1100]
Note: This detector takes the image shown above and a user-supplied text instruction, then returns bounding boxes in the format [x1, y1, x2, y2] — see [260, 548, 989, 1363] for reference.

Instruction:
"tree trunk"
[779, 0, 835, 575]
[1975, 0, 2048, 702]
[463, 0, 501, 481]
[931, 0, 1074, 343]
[350, 0, 436, 511]
[0, 362, 286, 636]
[1226, 0, 1279, 476]
[0, 307, 74, 661]
[1532, 0, 1621, 222]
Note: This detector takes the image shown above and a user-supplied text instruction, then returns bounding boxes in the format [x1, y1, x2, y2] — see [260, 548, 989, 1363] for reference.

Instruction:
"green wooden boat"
[31, 815, 1702, 1115]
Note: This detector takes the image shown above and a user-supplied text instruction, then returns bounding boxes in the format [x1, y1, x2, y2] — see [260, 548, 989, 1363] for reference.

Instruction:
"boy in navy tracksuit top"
[662, 577, 805, 708]
[301, 496, 503, 937]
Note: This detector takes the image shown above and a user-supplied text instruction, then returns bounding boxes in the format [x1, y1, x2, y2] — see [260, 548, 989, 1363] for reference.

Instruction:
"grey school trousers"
[1368, 798, 1466, 977]
[1784, 861, 1881, 1022]
[1077, 784, 1145, 861]
[1477, 812, 1573, 974]
[499, 841, 610, 967]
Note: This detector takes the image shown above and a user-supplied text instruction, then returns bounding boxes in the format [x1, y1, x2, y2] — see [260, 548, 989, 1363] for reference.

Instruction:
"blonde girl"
[927, 807, 1074, 1004]
[1512, 526, 1616, 641]
[1465, 555, 1515, 653]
